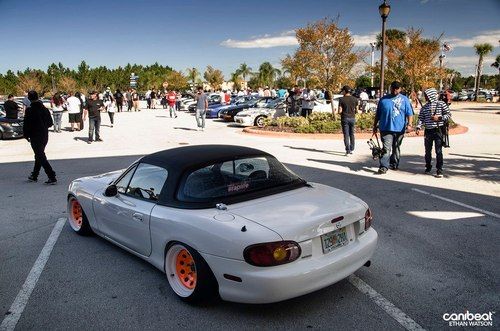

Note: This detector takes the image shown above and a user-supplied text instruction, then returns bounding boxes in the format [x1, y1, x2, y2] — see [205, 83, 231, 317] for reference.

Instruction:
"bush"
[276, 116, 309, 128]
[310, 120, 341, 133]
[307, 112, 334, 122]
[293, 125, 316, 133]
[356, 113, 375, 130]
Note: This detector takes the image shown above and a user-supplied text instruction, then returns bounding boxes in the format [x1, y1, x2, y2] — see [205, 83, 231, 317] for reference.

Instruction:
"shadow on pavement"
[285, 145, 348, 156]
[173, 127, 198, 131]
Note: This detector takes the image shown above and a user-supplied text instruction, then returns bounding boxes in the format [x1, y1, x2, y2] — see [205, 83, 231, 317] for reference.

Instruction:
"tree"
[473, 43, 494, 100]
[256, 62, 280, 87]
[58, 76, 78, 93]
[491, 54, 500, 74]
[203, 66, 224, 91]
[16, 71, 44, 95]
[374, 28, 442, 92]
[186, 67, 200, 89]
[230, 71, 243, 91]
[165, 70, 189, 91]
[237, 63, 252, 83]
[282, 18, 362, 119]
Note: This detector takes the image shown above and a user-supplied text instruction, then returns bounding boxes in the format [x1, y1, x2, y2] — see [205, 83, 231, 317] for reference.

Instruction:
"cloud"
[420, 0, 430, 4]
[221, 30, 378, 49]
[446, 30, 500, 48]
[444, 55, 497, 75]
[221, 31, 297, 49]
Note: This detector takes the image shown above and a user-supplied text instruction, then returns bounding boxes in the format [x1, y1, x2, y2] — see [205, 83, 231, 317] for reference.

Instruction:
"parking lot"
[1, 104, 499, 330]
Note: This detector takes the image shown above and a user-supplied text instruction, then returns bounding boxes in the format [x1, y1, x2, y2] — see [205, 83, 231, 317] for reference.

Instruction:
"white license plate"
[321, 227, 348, 253]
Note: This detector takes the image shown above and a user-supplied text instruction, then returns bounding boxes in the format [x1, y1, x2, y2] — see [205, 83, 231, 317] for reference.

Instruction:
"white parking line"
[348, 275, 426, 331]
[412, 188, 500, 219]
[0, 218, 66, 331]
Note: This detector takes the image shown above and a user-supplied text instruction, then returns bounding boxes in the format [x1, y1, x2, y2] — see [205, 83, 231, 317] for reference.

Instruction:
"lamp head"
[379, 1, 391, 19]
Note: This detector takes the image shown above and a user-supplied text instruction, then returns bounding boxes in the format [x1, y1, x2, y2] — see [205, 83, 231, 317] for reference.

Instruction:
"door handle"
[132, 213, 144, 222]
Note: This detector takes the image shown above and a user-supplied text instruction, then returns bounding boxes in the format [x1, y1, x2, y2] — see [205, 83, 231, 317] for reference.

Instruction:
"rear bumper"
[201, 228, 378, 304]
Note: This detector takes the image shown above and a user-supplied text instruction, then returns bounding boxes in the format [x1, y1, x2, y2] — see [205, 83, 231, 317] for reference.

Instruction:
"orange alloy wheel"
[71, 200, 83, 228]
[175, 249, 197, 289]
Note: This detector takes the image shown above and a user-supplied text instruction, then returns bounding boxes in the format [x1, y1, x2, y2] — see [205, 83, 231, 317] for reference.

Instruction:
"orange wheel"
[67, 196, 93, 235]
[175, 249, 197, 289]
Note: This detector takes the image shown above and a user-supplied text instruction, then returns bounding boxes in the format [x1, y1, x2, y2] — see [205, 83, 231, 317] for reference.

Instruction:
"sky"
[0, 0, 499, 78]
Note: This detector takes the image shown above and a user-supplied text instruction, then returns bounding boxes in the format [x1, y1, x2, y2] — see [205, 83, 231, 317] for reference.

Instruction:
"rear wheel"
[67, 196, 93, 236]
[165, 242, 218, 303]
[255, 115, 266, 128]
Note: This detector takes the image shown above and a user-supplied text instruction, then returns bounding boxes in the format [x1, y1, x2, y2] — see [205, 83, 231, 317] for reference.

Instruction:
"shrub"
[356, 113, 375, 130]
[276, 117, 309, 128]
[310, 120, 341, 133]
[293, 125, 316, 133]
[308, 112, 334, 122]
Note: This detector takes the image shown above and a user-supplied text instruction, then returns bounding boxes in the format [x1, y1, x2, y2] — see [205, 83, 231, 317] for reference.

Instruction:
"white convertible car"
[234, 99, 287, 127]
[67, 145, 377, 304]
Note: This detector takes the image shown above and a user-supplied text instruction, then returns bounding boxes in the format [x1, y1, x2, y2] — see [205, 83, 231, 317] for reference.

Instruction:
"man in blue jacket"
[372, 81, 414, 174]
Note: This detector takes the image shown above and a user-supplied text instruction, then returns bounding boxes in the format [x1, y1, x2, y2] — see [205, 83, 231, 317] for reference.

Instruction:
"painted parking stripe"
[348, 275, 426, 331]
[412, 188, 500, 219]
[0, 218, 66, 331]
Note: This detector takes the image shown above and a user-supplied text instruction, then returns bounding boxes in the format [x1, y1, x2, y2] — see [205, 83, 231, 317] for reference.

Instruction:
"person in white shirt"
[219, 90, 226, 105]
[359, 89, 369, 113]
[66, 93, 82, 131]
[105, 98, 116, 127]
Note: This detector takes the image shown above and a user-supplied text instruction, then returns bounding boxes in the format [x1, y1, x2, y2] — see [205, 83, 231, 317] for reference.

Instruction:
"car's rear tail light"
[244, 241, 301, 267]
[364, 208, 373, 230]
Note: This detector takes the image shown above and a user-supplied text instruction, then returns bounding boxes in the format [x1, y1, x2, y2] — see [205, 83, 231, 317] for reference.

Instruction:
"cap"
[390, 81, 402, 89]
[341, 85, 351, 93]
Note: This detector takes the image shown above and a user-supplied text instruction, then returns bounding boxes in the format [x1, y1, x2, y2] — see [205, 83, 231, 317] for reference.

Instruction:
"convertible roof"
[140, 144, 271, 170]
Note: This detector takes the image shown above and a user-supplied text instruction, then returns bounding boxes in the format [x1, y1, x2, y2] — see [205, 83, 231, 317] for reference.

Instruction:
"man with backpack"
[416, 88, 451, 178]
[114, 89, 124, 112]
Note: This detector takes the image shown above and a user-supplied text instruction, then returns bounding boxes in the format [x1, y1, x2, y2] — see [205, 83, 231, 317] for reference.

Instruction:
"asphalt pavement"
[1, 103, 499, 330]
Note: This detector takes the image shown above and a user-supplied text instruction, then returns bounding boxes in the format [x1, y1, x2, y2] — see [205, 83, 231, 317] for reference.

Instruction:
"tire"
[67, 196, 94, 236]
[254, 115, 266, 128]
[165, 242, 218, 304]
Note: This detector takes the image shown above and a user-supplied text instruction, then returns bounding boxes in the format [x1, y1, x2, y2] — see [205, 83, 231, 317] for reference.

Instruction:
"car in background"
[220, 97, 276, 122]
[457, 91, 469, 101]
[234, 99, 286, 127]
[0, 104, 24, 139]
[469, 90, 493, 102]
[206, 95, 257, 119]
[187, 93, 223, 113]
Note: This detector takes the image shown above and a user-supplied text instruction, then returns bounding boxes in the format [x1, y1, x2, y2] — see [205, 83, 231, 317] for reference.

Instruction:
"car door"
[94, 163, 168, 256]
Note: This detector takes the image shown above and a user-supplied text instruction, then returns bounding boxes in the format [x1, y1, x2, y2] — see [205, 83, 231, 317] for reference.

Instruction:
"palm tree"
[230, 71, 242, 91]
[491, 54, 500, 75]
[473, 43, 494, 101]
[257, 62, 279, 87]
[238, 63, 252, 83]
[186, 67, 200, 90]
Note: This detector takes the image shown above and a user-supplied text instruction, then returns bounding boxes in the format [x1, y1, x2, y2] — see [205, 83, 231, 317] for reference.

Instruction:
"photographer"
[416, 88, 451, 178]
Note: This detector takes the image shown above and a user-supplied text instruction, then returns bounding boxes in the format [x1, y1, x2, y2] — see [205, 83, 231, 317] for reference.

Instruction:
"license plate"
[321, 227, 348, 253]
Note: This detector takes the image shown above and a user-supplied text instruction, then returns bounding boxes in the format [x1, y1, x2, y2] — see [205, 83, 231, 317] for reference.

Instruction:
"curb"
[242, 125, 468, 140]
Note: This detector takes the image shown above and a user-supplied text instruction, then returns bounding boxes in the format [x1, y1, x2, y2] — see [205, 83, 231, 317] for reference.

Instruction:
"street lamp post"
[378, 0, 391, 97]
[439, 53, 445, 91]
[370, 42, 376, 87]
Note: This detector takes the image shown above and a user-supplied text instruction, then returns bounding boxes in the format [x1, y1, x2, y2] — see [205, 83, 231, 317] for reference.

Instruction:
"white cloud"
[446, 30, 500, 48]
[444, 55, 497, 75]
[351, 32, 378, 46]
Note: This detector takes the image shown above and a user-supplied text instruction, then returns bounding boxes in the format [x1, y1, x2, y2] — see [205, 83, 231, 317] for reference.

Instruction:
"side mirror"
[104, 184, 118, 197]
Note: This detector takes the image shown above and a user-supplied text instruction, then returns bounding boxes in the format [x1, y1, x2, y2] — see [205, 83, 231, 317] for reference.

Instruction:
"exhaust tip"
[364, 260, 371, 267]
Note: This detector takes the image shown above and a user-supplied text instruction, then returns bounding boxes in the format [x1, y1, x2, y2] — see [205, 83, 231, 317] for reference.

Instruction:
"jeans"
[127, 100, 132, 111]
[30, 138, 56, 179]
[108, 112, 114, 125]
[52, 112, 63, 132]
[196, 109, 206, 128]
[88, 117, 101, 141]
[424, 128, 443, 170]
[341, 117, 355, 152]
[380, 131, 404, 170]
[301, 108, 312, 117]
[169, 104, 177, 118]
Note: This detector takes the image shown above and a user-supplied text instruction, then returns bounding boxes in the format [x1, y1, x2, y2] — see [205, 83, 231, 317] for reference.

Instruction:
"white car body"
[67, 146, 377, 304]
[234, 105, 286, 127]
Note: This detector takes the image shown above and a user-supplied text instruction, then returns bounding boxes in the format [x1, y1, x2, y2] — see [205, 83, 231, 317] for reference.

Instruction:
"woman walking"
[105, 97, 116, 127]
[51, 93, 64, 133]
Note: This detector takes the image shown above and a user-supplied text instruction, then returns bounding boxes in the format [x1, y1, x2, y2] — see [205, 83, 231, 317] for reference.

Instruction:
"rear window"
[178, 156, 303, 202]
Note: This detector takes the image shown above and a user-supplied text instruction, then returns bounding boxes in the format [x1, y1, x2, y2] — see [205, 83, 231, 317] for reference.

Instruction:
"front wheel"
[67, 196, 93, 236]
[165, 242, 218, 303]
[254, 115, 266, 128]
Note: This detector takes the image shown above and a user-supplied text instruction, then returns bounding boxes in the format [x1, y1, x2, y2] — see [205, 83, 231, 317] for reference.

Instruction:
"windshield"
[178, 156, 303, 202]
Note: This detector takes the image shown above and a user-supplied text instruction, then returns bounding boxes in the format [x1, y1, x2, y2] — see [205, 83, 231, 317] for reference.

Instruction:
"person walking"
[167, 90, 177, 118]
[416, 88, 451, 178]
[125, 89, 132, 111]
[114, 89, 124, 112]
[359, 89, 369, 113]
[337, 86, 359, 156]
[23, 91, 57, 184]
[86, 91, 104, 144]
[372, 81, 414, 174]
[195, 86, 208, 131]
[51, 93, 64, 133]
[145, 89, 152, 109]
[4, 94, 20, 119]
[132, 89, 140, 111]
[150, 89, 157, 109]
[66, 92, 81, 131]
[105, 96, 116, 127]
[301, 88, 316, 117]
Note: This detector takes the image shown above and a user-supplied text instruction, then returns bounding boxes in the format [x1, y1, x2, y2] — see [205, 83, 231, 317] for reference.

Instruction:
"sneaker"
[87, 140, 92, 144]
[96, 138, 103, 142]
[349, 150, 353, 154]
[390, 165, 398, 171]
[436, 170, 443, 178]
[425, 167, 432, 174]
[44, 178, 57, 185]
[377, 167, 387, 174]
[28, 174, 38, 182]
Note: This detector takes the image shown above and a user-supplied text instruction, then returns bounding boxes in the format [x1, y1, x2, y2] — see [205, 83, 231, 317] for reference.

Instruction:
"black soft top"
[130, 145, 305, 209]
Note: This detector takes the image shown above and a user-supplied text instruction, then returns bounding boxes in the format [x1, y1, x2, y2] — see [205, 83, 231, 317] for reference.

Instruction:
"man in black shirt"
[338, 86, 359, 155]
[4, 94, 19, 119]
[23, 91, 57, 184]
[86, 91, 104, 144]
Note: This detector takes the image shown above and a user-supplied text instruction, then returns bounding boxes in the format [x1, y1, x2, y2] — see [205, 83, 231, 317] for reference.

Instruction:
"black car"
[220, 97, 276, 122]
[187, 94, 222, 112]
[0, 104, 24, 139]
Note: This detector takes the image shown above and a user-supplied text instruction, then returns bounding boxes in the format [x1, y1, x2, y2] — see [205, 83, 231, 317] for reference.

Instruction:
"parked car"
[220, 97, 276, 122]
[206, 95, 257, 119]
[0, 104, 24, 139]
[234, 99, 286, 127]
[66, 145, 377, 303]
[469, 91, 493, 102]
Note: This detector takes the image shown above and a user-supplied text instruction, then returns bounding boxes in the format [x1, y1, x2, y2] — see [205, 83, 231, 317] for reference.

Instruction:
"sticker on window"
[228, 182, 249, 193]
